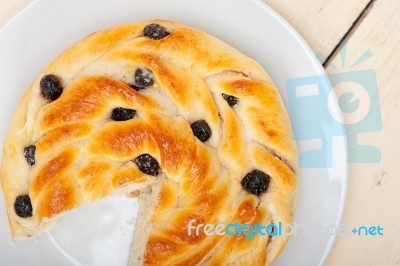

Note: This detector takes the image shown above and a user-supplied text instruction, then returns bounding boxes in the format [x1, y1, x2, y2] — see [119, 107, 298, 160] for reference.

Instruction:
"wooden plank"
[264, 0, 371, 55]
[2, 0, 398, 265]
[325, 0, 400, 265]
[1, 0, 370, 57]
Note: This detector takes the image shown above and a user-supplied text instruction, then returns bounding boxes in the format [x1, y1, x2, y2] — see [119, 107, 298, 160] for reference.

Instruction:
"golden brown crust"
[0, 20, 297, 265]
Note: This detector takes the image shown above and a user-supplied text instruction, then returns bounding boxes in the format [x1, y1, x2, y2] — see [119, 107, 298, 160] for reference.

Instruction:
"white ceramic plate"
[0, 0, 348, 265]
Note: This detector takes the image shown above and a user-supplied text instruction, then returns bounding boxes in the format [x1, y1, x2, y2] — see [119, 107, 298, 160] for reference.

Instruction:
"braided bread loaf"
[1, 20, 297, 265]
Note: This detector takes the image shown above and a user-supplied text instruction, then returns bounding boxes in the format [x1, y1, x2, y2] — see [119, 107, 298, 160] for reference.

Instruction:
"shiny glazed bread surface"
[0, 20, 297, 265]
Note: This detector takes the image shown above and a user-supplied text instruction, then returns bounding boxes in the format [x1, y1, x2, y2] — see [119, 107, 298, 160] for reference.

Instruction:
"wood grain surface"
[323, 0, 400, 265]
[1, 0, 399, 265]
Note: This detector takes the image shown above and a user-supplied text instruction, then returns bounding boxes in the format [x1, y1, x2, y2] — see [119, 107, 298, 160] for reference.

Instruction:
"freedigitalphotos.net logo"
[188, 219, 384, 241]
[188, 219, 297, 241]
[286, 42, 382, 167]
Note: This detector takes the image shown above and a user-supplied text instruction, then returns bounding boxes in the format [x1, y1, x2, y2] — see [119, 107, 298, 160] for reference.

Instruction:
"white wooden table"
[1, 0, 399, 265]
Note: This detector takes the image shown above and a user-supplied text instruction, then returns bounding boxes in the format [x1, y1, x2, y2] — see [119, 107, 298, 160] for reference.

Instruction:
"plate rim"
[0, 0, 348, 265]
[251, 1, 348, 264]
